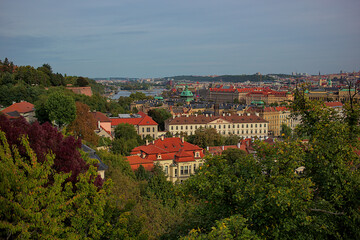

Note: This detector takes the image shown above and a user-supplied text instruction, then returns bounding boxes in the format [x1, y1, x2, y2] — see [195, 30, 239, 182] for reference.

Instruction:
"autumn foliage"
[67, 102, 99, 146]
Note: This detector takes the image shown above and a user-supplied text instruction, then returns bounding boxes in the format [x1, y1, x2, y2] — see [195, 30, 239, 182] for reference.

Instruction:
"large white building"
[165, 113, 269, 140]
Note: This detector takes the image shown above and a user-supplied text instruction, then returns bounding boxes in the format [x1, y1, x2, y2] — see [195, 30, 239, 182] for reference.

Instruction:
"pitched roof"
[92, 112, 111, 122]
[1, 101, 34, 114]
[127, 137, 204, 170]
[110, 111, 158, 127]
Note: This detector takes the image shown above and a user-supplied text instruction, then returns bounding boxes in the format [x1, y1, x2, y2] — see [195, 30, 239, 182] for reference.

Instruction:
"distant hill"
[167, 74, 275, 82]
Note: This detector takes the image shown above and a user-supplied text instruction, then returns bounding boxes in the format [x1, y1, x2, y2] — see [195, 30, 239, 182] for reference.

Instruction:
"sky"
[0, 0, 359, 78]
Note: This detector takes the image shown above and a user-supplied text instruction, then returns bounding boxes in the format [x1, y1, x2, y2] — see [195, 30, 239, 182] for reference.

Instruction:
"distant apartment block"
[165, 113, 269, 140]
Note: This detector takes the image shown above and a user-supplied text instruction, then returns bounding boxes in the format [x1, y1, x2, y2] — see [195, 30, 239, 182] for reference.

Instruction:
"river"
[110, 88, 166, 99]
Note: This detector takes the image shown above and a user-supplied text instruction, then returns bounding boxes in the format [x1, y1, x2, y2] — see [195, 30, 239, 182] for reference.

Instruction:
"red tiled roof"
[111, 111, 158, 127]
[126, 155, 154, 171]
[126, 137, 204, 170]
[324, 102, 343, 107]
[92, 112, 111, 122]
[1, 101, 34, 114]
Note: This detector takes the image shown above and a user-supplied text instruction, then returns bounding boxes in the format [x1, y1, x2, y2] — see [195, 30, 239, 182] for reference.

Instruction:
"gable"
[208, 117, 231, 124]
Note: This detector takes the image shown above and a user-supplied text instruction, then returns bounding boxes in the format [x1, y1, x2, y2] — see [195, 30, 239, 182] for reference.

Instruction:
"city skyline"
[1, 0, 359, 78]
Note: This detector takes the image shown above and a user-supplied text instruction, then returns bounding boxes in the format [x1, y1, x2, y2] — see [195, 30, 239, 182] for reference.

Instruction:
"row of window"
[171, 123, 267, 131]
[172, 129, 267, 136]
[141, 127, 156, 133]
[172, 163, 203, 177]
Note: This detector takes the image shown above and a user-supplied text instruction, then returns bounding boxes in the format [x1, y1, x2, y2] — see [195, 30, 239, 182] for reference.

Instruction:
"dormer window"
[157, 154, 162, 159]
[195, 152, 200, 158]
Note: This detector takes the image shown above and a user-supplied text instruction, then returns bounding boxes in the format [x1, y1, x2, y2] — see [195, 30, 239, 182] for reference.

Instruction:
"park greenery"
[0, 58, 359, 239]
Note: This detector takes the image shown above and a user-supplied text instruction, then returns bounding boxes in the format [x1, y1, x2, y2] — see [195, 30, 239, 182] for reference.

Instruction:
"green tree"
[186, 128, 223, 148]
[280, 123, 292, 139]
[45, 91, 76, 128]
[0, 131, 115, 239]
[75, 77, 89, 87]
[114, 123, 140, 141]
[148, 108, 172, 131]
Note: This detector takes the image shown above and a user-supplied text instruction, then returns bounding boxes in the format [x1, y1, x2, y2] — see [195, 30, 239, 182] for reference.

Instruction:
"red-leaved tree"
[0, 114, 103, 187]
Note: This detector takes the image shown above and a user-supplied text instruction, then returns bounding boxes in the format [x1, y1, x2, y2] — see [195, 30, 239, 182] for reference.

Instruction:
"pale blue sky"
[0, 0, 359, 78]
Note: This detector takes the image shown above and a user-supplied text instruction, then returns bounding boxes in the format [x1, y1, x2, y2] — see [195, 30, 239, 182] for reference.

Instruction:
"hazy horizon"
[1, 0, 359, 78]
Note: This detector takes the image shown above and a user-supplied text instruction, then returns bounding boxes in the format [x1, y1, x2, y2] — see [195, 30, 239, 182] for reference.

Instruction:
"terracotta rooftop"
[92, 112, 111, 122]
[111, 111, 158, 127]
[1, 101, 35, 114]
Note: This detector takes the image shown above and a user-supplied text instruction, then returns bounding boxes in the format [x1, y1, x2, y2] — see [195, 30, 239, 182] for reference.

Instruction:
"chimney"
[222, 113, 225, 116]
[247, 113, 250, 116]
[146, 139, 149, 145]
[205, 114, 208, 117]
[161, 135, 164, 140]
[221, 146, 225, 150]
[195, 114, 198, 117]
[181, 136, 184, 143]
[206, 146, 209, 151]
[237, 142, 241, 148]
[152, 140, 155, 144]
[255, 112, 259, 117]
[97, 121, 101, 130]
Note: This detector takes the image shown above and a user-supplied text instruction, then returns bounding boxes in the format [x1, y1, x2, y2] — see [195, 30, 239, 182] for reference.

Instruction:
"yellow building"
[165, 113, 268, 140]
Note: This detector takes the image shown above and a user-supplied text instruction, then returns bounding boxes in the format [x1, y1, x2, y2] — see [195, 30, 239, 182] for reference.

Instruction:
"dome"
[180, 85, 194, 97]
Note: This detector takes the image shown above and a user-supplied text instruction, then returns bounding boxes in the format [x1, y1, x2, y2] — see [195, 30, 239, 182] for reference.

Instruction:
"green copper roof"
[180, 85, 194, 97]
[251, 100, 265, 105]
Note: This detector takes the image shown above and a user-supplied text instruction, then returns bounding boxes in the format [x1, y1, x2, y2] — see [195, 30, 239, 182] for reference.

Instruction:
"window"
[147, 127, 150, 132]
[175, 169, 178, 177]
[214, 125, 216, 129]
[260, 124, 262, 127]
[153, 127, 155, 132]
[219, 125, 221, 129]
[237, 124, 239, 128]
[176, 126, 178, 130]
[171, 126, 173, 130]
[142, 128, 145, 133]
[165, 166, 168, 175]
[228, 125, 230, 128]
[224, 125, 226, 129]
[181, 126, 183, 130]
[190, 126, 193, 129]
[255, 124, 257, 128]
[242, 124, 244, 128]
[193, 164, 196, 172]
[181, 166, 189, 175]
[251, 124, 253, 128]
[246, 124, 248, 128]
[186, 126, 188, 130]
[195, 152, 200, 157]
